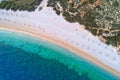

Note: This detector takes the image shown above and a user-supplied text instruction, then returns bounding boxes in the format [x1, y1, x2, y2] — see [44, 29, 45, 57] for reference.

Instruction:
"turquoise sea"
[0, 30, 120, 80]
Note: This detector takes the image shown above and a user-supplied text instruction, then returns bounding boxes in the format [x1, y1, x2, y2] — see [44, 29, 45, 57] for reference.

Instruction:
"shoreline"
[0, 23, 120, 77]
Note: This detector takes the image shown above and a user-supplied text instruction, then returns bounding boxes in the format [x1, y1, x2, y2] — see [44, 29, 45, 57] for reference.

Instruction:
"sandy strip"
[0, 23, 120, 77]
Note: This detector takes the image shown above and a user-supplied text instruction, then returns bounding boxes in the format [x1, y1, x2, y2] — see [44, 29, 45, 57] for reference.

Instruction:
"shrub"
[0, 1, 7, 9]
[5, 3, 12, 10]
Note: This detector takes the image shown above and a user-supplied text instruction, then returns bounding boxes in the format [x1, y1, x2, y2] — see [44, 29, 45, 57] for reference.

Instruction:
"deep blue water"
[0, 42, 91, 80]
[0, 30, 119, 80]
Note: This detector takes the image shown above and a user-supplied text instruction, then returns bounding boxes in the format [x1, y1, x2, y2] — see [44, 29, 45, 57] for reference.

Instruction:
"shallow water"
[0, 43, 82, 80]
[0, 30, 119, 80]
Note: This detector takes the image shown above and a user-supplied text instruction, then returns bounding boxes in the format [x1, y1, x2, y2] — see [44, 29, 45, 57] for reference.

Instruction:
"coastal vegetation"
[47, 0, 120, 50]
[0, 0, 120, 50]
[0, 0, 42, 11]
